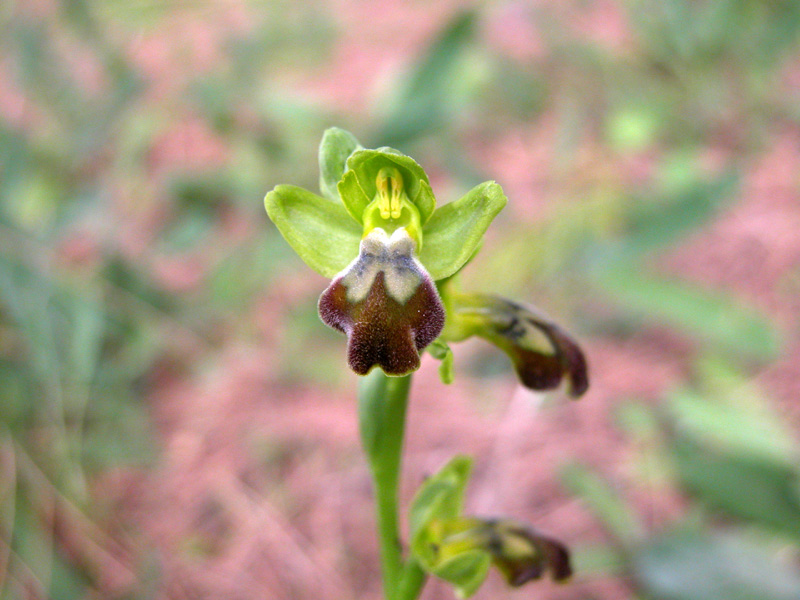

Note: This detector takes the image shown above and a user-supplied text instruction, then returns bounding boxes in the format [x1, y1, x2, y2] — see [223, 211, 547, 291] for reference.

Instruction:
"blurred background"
[1, 0, 800, 598]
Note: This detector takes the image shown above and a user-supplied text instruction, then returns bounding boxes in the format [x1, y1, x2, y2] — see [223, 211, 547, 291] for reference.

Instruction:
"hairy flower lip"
[497, 299, 588, 397]
[318, 228, 445, 376]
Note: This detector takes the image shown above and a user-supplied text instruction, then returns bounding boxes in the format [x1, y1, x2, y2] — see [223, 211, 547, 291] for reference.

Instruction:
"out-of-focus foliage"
[1, 0, 799, 597]
[0, 0, 336, 595]
[564, 358, 800, 600]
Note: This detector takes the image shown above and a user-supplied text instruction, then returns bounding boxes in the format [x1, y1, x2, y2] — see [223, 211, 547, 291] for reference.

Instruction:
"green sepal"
[265, 185, 361, 278]
[430, 548, 491, 599]
[428, 338, 455, 384]
[337, 169, 371, 223]
[409, 455, 473, 542]
[346, 148, 436, 224]
[420, 181, 507, 281]
[318, 127, 362, 202]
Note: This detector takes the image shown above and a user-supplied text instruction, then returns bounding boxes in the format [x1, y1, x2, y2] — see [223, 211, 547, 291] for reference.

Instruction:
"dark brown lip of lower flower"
[319, 271, 445, 376]
[498, 525, 573, 585]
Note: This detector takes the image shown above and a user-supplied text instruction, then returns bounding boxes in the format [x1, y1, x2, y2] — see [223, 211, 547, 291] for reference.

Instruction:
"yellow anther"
[376, 167, 405, 220]
[390, 186, 402, 219]
[363, 165, 422, 247]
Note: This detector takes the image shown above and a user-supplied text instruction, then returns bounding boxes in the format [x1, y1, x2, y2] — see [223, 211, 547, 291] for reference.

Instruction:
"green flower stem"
[358, 370, 427, 600]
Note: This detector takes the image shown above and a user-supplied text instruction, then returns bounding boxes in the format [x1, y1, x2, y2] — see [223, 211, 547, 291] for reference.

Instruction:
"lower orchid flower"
[423, 517, 572, 588]
[409, 455, 572, 598]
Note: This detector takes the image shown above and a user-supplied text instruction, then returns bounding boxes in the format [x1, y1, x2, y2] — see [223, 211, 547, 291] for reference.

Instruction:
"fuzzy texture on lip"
[318, 229, 445, 376]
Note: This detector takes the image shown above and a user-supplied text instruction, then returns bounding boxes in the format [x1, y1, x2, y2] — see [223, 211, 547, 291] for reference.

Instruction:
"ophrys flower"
[265, 128, 506, 377]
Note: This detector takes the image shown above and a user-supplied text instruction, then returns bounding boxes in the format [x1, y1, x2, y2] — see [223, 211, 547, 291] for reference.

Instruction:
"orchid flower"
[265, 128, 588, 397]
[265, 128, 505, 376]
[409, 455, 572, 598]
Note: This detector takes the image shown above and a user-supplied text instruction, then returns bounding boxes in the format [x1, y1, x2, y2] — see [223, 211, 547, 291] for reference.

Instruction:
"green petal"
[346, 148, 435, 223]
[318, 127, 362, 202]
[420, 181, 507, 280]
[413, 180, 436, 226]
[337, 169, 371, 223]
[409, 455, 473, 542]
[264, 185, 361, 278]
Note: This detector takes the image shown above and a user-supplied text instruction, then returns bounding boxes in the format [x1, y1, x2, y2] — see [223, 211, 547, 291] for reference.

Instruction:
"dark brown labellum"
[318, 228, 445, 376]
